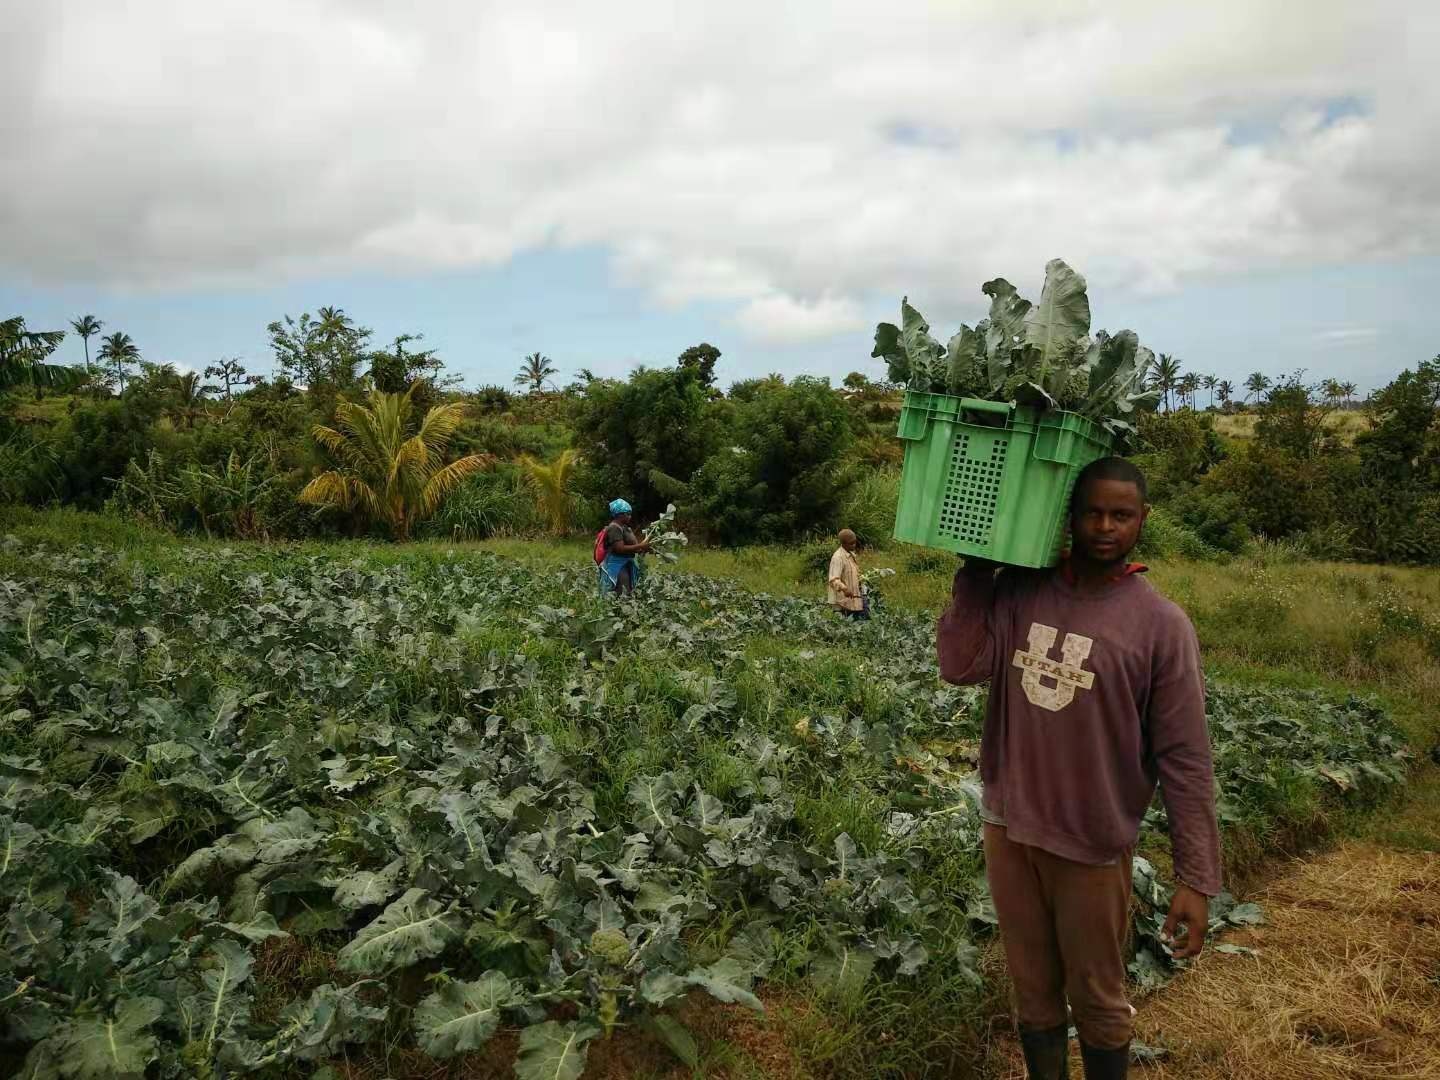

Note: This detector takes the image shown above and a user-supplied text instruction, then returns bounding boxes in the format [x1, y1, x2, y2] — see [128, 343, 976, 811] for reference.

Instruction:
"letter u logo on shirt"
[1012, 622, 1096, 712]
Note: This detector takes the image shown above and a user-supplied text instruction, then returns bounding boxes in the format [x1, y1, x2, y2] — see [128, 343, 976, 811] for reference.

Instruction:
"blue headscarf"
[609, 498, 632, 516]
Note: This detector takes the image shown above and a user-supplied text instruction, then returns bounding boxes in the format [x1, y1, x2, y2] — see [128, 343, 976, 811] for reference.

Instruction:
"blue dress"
[598, 522, 644, 594]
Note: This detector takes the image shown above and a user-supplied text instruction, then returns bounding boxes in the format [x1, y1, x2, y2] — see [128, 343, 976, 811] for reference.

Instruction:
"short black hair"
[1070, 456, 1148, 514]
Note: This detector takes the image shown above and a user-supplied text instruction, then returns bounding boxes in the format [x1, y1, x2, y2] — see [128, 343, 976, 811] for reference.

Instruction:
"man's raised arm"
[936, 559, 1001, 686]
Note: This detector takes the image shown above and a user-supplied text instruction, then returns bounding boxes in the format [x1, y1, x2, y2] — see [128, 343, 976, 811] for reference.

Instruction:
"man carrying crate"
[937, 457, 1221, 1080]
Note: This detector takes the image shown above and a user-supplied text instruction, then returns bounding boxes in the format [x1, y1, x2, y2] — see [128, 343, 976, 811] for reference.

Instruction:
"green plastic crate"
[892, 391, 1114, 567]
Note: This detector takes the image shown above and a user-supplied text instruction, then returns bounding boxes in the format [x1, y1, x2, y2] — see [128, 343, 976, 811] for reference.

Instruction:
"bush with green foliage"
[1171, 490, 1251, 554]
[110, 447, 311, 540]
[1133, 507, 1222, 562]
[573, 366, 721, 518]
[1197, 443, 1337, 541]
[1344, 356, 1440, 562]
[687, 377, 857, 544]
[1134, 409, 1227, 501]
[452, 416, 568, 462]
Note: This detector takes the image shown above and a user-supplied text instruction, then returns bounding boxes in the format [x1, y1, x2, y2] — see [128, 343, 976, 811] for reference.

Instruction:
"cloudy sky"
[2, 0, 1437, 391]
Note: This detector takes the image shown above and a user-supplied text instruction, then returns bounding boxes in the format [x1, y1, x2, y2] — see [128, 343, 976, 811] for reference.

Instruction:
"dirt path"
[987, 838, 1440, 1079]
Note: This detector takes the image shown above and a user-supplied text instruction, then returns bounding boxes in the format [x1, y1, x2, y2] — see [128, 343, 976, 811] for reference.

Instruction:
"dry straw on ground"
[992, 842, 1440, 1080]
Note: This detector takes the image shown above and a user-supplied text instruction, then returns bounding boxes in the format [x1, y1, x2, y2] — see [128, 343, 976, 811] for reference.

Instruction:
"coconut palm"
[1217, 380, 1235, 409]
[1243, 372, 1271, 403]
[1341, 381, 1358, 409]
[1178, 373, 1201, 410]
[315, 306, 354, 341]
[515, 352, 558, 393]
[172, 371, 209, 429]
[1152, 353, 1182, 413]
[1322, 378, 1345, 406]
[1202, 373, 1219, 410]
[518, 449, 581, 534]
[97, 331, 140, 392]
[299, 386, 493, 540]
[70, 314, 102, 372]
[1, 316, 81, 393]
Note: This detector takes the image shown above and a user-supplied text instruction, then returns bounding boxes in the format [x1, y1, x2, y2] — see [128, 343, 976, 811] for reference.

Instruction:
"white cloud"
[734, 293, 864, 344]
[2, 0, 1437, 343]
[1312, 327, 1381, 345]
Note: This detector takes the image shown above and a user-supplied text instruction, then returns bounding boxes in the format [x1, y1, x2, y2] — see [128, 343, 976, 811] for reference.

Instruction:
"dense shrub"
[452, 416, 568, 462]
[572, 367, 722, 518]
[687, 377, 856, 544]
[1135, 409, 1226, 500]
[108, 446, 316, 539]
[1134, 507, 1221, 561]
[1198, 443, 1338, 540]
[1172, 490, 1251, 554]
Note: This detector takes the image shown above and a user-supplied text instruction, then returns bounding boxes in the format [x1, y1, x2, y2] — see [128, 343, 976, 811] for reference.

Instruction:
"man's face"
[618, 512, 632, 527]
[1070, 478, 1147, 564]
[841, 534, 857, 552]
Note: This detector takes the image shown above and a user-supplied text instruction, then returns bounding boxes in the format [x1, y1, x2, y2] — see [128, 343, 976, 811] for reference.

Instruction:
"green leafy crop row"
[0, 540, 1409, 1077]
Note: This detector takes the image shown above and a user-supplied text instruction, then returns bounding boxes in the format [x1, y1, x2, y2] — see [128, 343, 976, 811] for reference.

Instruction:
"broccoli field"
[0, 535, 1413, 1079]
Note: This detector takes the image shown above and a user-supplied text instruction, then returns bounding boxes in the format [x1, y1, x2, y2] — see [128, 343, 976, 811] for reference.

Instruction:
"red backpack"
[593, 527, 609, 564]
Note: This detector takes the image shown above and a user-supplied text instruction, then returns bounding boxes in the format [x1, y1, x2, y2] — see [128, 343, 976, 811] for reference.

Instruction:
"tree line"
[2, 309, 1436, 564]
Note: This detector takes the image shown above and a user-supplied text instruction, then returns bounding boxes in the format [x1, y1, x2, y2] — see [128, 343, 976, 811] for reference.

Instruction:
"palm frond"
[298, 388, 492, 538]
[413, 400, 468, 449]
[311, 424, 368, 475]
[418, 454, 493, 516]
[519, 449, 580, 534]
[299, 471, 366, 511]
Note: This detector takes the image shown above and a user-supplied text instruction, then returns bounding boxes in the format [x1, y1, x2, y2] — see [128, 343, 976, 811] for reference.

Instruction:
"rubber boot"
[1018, 1024, 1069, 1080]
[1079, 1041, 1129, 1079]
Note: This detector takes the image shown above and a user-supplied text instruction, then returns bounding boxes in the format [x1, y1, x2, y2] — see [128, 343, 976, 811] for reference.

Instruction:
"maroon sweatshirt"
[937, 561, 1222, 896]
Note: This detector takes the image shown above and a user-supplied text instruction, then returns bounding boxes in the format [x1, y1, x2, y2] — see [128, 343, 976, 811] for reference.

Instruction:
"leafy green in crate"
[872, 259, 1163, 439]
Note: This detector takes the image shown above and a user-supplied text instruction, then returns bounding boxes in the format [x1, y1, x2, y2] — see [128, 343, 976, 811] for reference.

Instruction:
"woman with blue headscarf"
[599, 498, 652, 595]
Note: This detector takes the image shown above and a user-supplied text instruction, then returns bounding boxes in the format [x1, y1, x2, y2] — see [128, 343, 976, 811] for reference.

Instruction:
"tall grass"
[429, 466, 538, 540]
[837, 467, 899, 549]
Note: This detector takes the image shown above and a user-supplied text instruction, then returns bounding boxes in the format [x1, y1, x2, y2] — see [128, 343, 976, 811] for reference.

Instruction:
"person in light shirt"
[827, 528, 867, 620]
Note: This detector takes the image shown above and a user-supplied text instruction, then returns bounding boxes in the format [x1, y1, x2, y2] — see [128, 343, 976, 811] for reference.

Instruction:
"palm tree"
[1178, 373, 1201, 410]
[1322, 378, 1344, 406]
[97, 331, 140, 392]
[1243, 372, 1271, 404]
[70, 315, 102, 373]
[299, 386, 492, 540]
[518, 449, 581, 534]
[515, 352, 558, 393]
[1152, 353, 1182, 413]
[1217, 380, 1235, 409]
[1341, 381, 1358, 409]
[315, 306, 353, 340]
[172, 371, 208, 428]
[1202, 374, 1219, 410]
[0, 316, 81, 393]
